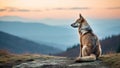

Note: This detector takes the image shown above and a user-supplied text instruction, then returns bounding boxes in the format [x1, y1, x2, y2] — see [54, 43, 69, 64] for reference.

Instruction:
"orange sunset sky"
[0, 0, 120, 19]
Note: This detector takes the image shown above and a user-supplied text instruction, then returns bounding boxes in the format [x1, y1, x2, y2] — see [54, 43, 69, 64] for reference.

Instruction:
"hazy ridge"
[0, 31, 62, 54]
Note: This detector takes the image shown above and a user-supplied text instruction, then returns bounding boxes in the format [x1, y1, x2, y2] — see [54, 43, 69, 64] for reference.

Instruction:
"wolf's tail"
[75, 54, 96, 62]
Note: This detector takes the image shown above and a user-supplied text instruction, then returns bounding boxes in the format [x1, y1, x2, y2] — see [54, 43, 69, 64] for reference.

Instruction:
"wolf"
[71, 14, 102, 62]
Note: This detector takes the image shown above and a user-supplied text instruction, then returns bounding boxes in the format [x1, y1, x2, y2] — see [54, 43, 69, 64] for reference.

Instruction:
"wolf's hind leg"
[75, 45, 96, 62]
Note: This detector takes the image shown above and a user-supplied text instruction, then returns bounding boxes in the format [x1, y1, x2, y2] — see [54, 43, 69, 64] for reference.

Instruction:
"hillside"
[0, 21, 77, 50]
[57, 34, 120, 57]
[0, 31, 62, 54]
[101, 35, 120, 53]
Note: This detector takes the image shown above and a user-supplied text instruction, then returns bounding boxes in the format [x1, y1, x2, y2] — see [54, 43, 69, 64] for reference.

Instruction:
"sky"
[0, 0, 120, 20]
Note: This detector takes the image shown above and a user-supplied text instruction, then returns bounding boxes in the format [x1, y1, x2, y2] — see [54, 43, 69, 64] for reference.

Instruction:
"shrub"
[0, 49, 10, 56]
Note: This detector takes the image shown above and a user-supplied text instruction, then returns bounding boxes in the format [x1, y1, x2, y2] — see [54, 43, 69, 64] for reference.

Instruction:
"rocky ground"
[1, 51, 120, 68]
[13, 57, 108, 68]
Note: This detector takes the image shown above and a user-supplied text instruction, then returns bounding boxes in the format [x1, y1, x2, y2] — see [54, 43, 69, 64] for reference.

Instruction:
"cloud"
[69, 7, 90, 10]
[16, 9, 31, 12]
[32, 10, 42, 12]
[106, 7, 120, 9]
[53, 7, 90, 10]
[0, 9, 6, 12]
[0, 7, 41, 12]
[53, 8, 67, 10]
[0, 7, 90, 12]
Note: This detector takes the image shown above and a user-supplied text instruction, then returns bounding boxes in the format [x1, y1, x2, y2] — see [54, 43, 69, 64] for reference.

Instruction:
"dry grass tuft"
[100, 53, 120, 68]
[0, 50, 59, 67]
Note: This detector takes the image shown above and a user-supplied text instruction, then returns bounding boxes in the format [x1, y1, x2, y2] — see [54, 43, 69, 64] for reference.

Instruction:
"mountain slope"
[0, 31, 62, 54]
[0, 21, 78, 50]
[57, 34, 120, 57]
[101, 35, 120, 53]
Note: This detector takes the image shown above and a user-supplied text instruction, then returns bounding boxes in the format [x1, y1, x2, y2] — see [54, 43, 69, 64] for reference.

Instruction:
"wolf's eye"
[77, 19, 80, 22]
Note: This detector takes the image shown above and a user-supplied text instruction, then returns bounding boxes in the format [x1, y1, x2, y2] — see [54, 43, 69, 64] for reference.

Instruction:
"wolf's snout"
[71, 23, 78, 28]
[71, 23, 75, 27]
[71, 24, 73, 27]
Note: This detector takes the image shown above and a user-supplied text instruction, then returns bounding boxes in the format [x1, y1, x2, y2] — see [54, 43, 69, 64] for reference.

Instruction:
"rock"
[13, 57, 109, 68]
[68, 61, 108, 68]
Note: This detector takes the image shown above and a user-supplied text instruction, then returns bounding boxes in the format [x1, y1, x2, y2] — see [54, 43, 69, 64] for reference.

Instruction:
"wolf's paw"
[75, 57, 82, 62]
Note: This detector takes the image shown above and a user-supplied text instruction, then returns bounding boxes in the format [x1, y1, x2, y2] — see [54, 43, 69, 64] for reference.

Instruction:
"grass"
[0, 53, 57, 63]
[100, 53, 120, 68]
[0, 50, 120, 68]
[0, 50, 59, 67]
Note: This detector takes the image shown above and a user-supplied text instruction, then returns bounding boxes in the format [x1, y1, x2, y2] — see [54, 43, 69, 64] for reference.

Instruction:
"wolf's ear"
[79, 13, 82, 18]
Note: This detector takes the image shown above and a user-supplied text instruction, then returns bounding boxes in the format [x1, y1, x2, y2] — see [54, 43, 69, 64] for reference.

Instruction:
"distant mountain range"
[0, 31, 62, 54]
[56, 34, 120, 57]
[0, 16, 120, 50]
[0, 21, 78, 50]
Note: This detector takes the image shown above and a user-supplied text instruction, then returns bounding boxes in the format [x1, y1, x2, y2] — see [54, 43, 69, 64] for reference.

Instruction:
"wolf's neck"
[79, 21, 92, 35]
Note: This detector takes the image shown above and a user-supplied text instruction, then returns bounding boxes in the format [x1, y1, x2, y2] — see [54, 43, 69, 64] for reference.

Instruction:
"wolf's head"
[71, 14, 84, 28]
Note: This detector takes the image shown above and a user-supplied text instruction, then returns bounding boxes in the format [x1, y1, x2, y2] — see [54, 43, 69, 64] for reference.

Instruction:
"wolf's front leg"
[75, 44, 82, 62]
[79, 44, 82, 57]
